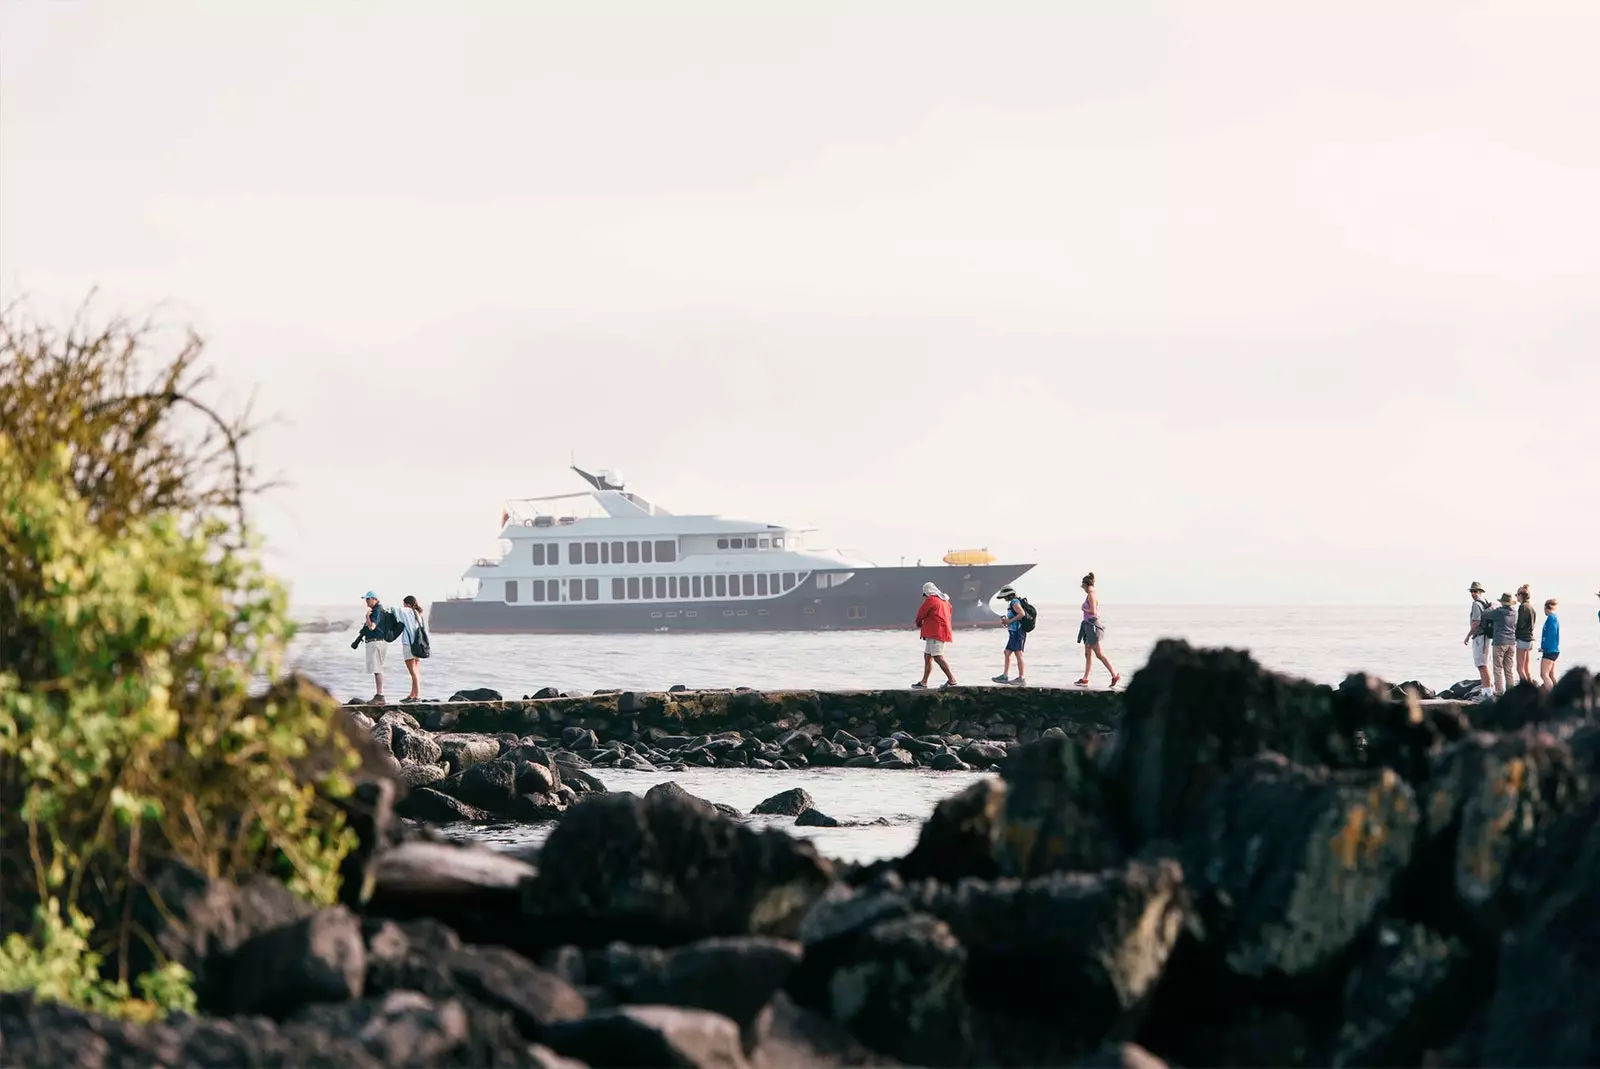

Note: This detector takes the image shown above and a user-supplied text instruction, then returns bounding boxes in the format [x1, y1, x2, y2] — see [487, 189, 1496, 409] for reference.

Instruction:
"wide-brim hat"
[997, 586, 1017, 598]
[1498, 593, 1514, 604]
[1468, 582, 1486, 593]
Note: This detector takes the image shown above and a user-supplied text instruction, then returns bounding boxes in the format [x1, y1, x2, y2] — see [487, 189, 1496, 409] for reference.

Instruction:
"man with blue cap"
[352, 590, 389, 703]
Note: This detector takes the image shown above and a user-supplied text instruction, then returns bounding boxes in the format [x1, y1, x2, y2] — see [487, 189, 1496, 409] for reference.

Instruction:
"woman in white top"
[398, 595, 426, 702]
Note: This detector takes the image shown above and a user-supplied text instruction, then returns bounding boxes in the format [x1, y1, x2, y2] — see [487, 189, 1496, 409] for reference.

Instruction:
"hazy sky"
[3, 2, 1597, 607]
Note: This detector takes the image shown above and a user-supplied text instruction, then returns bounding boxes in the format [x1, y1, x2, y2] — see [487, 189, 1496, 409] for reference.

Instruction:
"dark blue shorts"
[1006, 629, 1026, 652]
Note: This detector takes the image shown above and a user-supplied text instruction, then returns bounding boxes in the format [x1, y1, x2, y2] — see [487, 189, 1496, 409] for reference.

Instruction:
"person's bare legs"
[919, 654, 933, 687]
[1013, 651, 1025, 680]
[1517, 647, 1532, 684]
[1001, 651, 1015, 678]
[1092, 644, 1117, 679]
[372, 672, 384, 699]
[405, 658, 421, 700]
[933, 656, 955, 684]
[1080, 646, 1093, 683]
[1540, 657, 1556, 692]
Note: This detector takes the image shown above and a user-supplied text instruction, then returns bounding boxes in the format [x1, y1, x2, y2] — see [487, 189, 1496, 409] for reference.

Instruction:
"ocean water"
[287, 602, 1595, 862]
[289, 602, 1592, 700]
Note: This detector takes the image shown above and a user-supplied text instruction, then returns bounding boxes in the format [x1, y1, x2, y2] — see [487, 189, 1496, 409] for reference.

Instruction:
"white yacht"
[427, 467, 1034, 634]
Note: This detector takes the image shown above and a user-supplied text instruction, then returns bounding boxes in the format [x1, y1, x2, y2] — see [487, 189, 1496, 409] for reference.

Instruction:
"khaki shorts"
[365, 640, 388, 673]
[924, 638, 946, 657]
[1471, 636, 1488, 668]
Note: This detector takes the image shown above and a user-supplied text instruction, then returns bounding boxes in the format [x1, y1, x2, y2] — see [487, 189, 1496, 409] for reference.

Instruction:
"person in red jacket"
[913, 581, 957, 689]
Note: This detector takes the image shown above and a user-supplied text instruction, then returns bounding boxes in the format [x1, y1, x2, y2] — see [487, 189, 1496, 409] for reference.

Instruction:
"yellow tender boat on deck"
[942, 548, 996, 566]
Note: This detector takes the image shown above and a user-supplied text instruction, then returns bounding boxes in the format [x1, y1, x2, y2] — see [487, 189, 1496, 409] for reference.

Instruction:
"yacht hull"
[428, 564, 1034, 635]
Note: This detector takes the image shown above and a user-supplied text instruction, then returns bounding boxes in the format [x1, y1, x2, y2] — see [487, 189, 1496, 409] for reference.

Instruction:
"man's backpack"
[1018, 598, 1038, 633]
[380, 608, 406, 643]
[1476, 599, 1495, 639]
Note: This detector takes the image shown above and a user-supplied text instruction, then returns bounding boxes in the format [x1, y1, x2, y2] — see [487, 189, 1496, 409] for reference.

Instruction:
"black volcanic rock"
[1178, 753, 1419, 981]
[524, 790, 834, 947]
[753, 788, 815, 817]
[450, 687, 504, 703]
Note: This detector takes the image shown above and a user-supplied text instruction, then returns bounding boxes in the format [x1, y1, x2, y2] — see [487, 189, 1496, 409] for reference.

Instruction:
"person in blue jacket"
[1540, 598, 1561, 693]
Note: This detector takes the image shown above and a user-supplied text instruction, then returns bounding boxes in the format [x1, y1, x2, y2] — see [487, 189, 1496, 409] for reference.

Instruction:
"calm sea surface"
[287, 602, 1596, 862]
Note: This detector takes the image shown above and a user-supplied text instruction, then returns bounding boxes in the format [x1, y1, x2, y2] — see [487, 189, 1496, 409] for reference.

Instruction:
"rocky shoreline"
[349, 687, 1118, 825]
[343, 683, 1468, 827]
[5, 639, 1597, 1067]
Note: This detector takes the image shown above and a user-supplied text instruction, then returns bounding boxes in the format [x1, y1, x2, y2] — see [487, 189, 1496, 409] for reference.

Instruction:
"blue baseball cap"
[362, 590, 379, 600]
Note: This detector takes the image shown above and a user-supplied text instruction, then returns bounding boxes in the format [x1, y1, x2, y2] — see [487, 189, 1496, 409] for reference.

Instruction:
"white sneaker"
[1010, 677, 1028, 687]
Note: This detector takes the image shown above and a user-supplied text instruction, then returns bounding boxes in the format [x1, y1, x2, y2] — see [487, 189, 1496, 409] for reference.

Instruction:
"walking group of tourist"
[913, 573, 1120, 690]
[351, 591, 431, 703]
[1463, 581, 1561, 698]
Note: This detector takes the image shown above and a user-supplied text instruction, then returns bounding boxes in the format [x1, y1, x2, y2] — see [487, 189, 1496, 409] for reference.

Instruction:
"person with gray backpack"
[1461, 581, 1493, 697]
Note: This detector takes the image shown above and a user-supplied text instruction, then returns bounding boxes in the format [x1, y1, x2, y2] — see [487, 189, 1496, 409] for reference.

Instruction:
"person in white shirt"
[397, 595, 427, 702]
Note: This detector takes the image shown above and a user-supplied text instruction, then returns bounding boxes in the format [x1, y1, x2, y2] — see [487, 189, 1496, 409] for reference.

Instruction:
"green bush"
[0, 309, 361, 1018]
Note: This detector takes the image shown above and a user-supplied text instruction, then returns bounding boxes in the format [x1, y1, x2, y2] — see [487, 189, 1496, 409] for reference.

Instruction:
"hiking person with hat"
[1462, 581, 1493, 696]
[1484, 592, 1519, 696]
[352, 590, 397, 703]
[991, 585, 1033, 687]
[912, 581, 956, 689]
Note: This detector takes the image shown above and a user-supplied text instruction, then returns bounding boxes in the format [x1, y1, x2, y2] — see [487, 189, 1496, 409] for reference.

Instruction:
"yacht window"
[717, 538, 729, 550]
[626, 541, 640, 564]
[654, 577, 667, 599]
[642, 541, 654, 564]
[531, 544, 546, 566]
[600, 542, 610, 564]
[770, 573, 779, 593]
[742, 574, 755, 596]
[611, 541, 624, 563]
[704, 575, 714, 597]
[669, 576, 678, 598]
[532, 582, 545, 602]
[759, 537, 770, 549]
[628, 576, 641, 599]
[612, 578, 625, 600]
[585, 578, 599, 601]
[641, 578, 654, 600]
[569, 578, 584, 602]
[505, 581, 518, 602]
[545, 580, 558, 601]
[782, 573, 795, 590]
[715, 575, 727, 597]
[584, 542, 599, 565]
[568, 543, 581, 565]
[757, 574, 769, 596]
[654, 540, 676, 563]
[773, 537, 784, 549]
[691, 576, 703, 598]
[730, 538, 743, 550]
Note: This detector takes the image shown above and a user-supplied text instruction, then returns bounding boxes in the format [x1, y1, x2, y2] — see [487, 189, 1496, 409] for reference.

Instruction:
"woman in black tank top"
[1515, 585, 1536, 685]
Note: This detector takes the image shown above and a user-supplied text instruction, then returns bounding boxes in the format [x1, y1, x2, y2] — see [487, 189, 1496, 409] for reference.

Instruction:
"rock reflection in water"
[436, 767, 990, 864]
